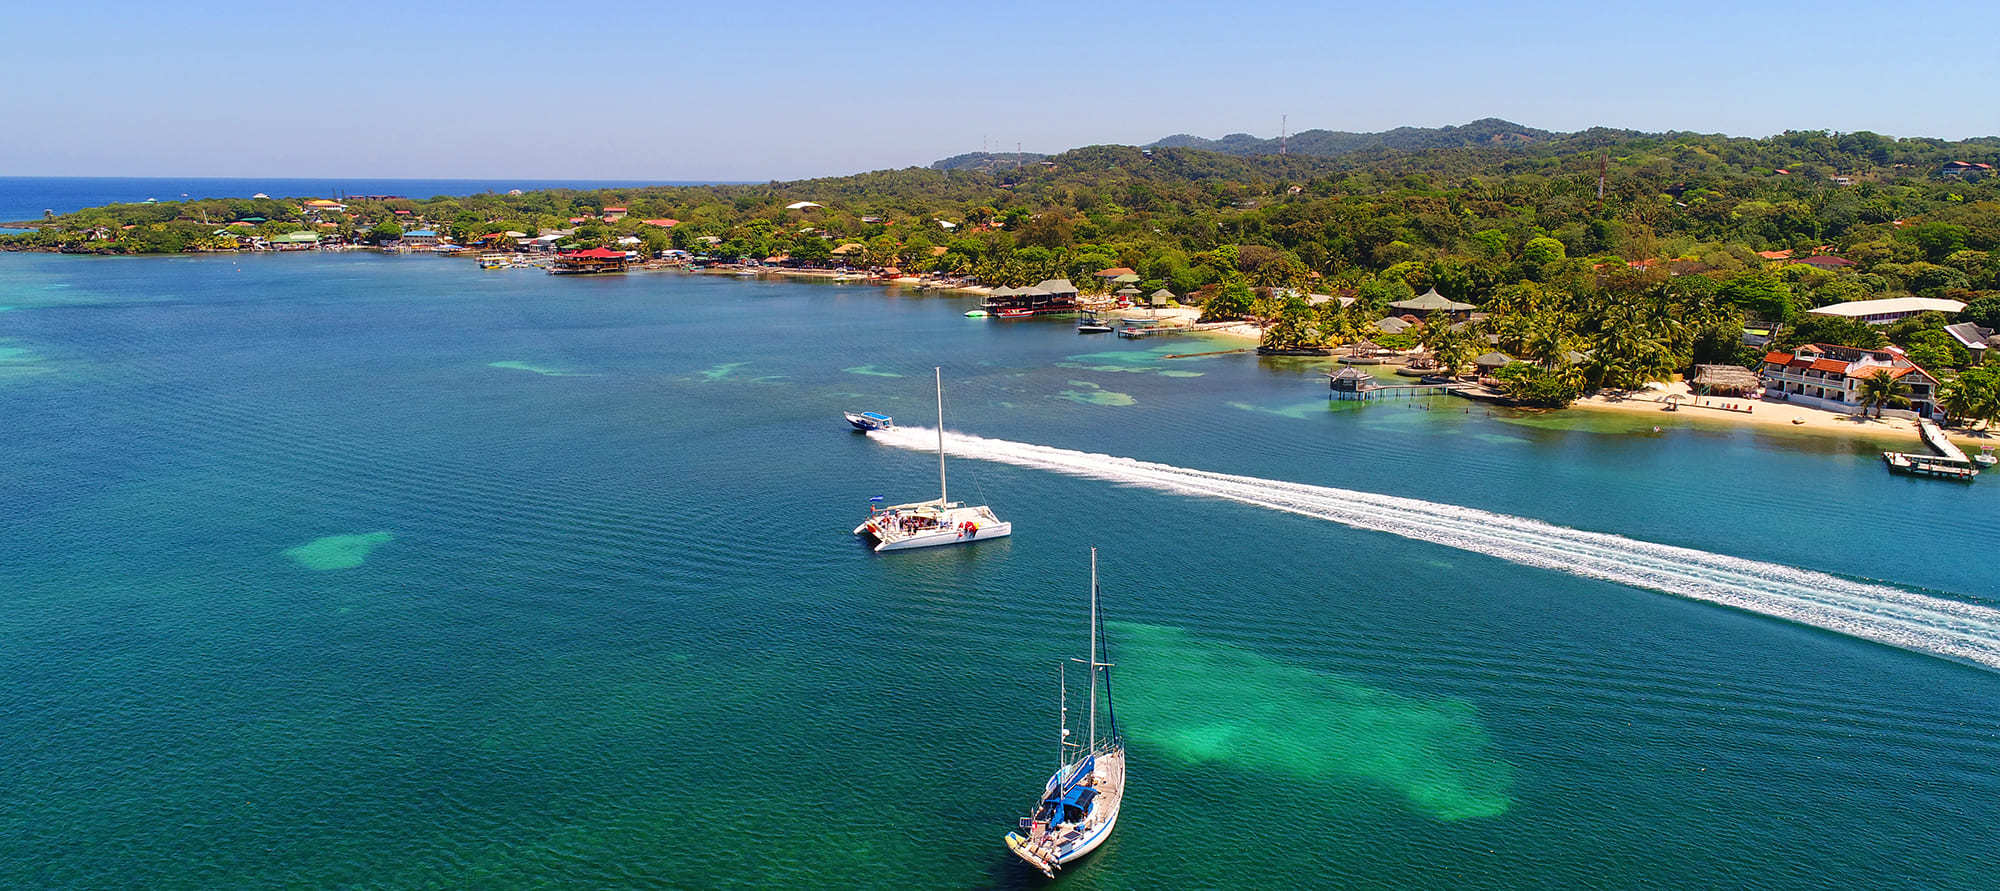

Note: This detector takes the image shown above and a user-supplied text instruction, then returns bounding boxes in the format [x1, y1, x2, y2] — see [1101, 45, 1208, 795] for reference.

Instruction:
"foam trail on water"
[872, 426, 2000, 670]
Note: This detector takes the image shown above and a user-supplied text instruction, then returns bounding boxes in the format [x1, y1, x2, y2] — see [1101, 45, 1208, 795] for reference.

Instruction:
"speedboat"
[851, 369, 1011, 552]
[964, 309, 989, 318]
[1004, 549, 1125, 877]
[1076, 312, 1112, 334]
[997, 308, 1034, 319]
[844, 411, 893, 432]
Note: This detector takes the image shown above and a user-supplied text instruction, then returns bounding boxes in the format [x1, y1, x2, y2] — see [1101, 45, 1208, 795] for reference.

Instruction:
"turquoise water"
[2, 252, 1997, 887]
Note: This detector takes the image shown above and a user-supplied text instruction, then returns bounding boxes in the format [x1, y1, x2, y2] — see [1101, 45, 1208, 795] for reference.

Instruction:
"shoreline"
[1571, 382, 1997, 451]
[8, 247, 1995, 455]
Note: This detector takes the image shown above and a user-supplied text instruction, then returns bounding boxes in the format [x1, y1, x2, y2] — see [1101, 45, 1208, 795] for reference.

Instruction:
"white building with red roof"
[1759, 343, 1941, 419]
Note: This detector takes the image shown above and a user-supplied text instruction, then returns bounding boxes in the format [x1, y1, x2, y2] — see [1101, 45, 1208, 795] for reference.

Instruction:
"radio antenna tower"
[1281, 114, 1288, 155]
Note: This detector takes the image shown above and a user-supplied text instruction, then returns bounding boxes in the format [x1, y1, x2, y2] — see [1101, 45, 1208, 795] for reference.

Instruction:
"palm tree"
[1937, 378, 1982, 427]
[1856, 369, 1912, 418]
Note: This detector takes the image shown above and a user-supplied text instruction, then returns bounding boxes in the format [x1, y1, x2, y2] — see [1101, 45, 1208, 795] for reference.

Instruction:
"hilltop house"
[601, 207, 627, 221]
[1760, 343, 1940, 419]
[1946, 322, 1996, 363]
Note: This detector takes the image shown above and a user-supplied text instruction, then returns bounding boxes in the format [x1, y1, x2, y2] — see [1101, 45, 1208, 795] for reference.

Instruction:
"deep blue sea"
[0, 176, 729, 224]
[2, 251, 1998, 887]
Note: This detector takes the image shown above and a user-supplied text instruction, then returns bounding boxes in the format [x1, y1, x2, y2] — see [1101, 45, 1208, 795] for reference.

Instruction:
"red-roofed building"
[1757, 249, 1793, 261]
[552, 246, 630, 274]
[642, 218, 678, 228]
[1759, 343, 1940, 419]
[602, 207, 627, 221]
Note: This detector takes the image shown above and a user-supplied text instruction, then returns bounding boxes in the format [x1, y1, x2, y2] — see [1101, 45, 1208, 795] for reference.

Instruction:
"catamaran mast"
[935, 367, 947, 505]
[1088, 547, 1098, 752]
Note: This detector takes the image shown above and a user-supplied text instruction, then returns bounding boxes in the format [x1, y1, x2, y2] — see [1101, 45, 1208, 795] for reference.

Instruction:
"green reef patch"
[1056, 380, 1136, 406]
[1111, 622, 1512, 821]
[842, 365, 903, 378]
[1060, 344, 1212, 378]
[0, 340, 51, 381]
[489, 361, 583, 377]
[1226, 400, 1331, 420]
[283, 532, 394, 571]
[698, 362, 749, 381]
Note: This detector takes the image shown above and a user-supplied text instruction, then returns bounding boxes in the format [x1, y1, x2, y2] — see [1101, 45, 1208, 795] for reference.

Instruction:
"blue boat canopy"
[860, 412, 891, 421]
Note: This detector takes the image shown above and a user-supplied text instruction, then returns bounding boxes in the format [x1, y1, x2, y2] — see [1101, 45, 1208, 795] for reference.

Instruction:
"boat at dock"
[1076, 312, 1113, 334]
[843, 411, 893, 432]
[1883, 451, 1979, 480]
[851, 369, 1011, 551]
[964, 309, 989, 318]
[1005, 548, 1125, 878]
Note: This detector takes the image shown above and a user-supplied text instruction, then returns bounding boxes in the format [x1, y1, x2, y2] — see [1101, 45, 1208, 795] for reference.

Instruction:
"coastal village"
[6, 142, 1998, 473]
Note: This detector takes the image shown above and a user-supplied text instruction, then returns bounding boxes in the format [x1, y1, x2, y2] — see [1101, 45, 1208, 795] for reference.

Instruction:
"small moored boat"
[844, 411, 893, 432]
[964, 309, 989, 318]
[1076, 312, 1113, 334]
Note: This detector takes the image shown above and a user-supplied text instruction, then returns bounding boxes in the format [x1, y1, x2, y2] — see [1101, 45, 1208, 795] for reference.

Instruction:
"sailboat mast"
[1058, 662, 1068, 768]
[1088, 547, 1098, 752]
[934, 367, 947, 505]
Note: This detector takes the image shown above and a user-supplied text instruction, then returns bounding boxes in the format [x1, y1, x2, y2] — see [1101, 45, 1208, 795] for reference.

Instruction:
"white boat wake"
[869, 426, 2000, 671]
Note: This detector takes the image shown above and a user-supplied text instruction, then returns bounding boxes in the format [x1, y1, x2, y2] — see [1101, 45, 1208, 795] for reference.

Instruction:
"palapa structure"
[1692, 363, 1762, 396]
[1388, 288, 1477, 317]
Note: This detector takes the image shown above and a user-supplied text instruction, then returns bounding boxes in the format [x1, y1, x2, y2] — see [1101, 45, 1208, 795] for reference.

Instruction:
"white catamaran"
[851, 368, 1011, 551]
[1005, 548, 1125, 877]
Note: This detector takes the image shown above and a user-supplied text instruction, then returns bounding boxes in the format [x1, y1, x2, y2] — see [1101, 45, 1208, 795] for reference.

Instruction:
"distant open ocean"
[0, 176, 733, 224]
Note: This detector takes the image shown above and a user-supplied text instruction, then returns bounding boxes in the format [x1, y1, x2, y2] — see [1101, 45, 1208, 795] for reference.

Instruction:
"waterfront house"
[1149, 289, 1175, 308]
[403, 229, 441, 247]
[552, 247, 630, 274]
[1760, 343, 1941, 419]
[270, 231, 321, 251]
[1805, 296, 1964, 325]
[982, 279, 1080, 315]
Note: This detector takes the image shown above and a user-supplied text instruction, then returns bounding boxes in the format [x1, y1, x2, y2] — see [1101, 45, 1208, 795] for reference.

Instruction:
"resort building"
[1760, 343, 1941, 419]
[403, 229, 441, 247]
[982, 279, 1080, 315]
[1946, 322, 1996, 362]
[1804, 296, 1964, 325]
[551, 247, 630, 275]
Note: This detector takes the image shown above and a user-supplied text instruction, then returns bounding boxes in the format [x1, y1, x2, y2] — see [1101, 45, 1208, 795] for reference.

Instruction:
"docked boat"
[851, 369, 1011, 551]
[843, 411, 893, 432]
[1076, 313, 1113, 334]
[1005, 549, 1125, 878]
[997, 308, 1034, 319]
[964, 309, 989, 318]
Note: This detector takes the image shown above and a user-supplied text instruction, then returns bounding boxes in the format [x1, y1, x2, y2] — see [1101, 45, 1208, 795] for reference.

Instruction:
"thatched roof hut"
[1693, 364, 1761, 395]
[1474, 351, 1516, 371]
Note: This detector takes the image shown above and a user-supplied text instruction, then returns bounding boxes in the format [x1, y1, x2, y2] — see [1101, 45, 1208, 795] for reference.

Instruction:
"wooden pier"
[1326, 367, 1452, 401]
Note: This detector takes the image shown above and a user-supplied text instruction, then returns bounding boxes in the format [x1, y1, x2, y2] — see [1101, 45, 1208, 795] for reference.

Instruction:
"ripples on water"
[1, 255, 1997, 887]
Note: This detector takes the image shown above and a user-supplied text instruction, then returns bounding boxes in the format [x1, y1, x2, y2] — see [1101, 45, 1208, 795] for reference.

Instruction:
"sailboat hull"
[868, 520, 1011, 551]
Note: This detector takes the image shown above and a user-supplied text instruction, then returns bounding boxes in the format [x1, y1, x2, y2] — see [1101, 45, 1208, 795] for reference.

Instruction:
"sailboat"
[1004, 548, 1125, 877]
[851, 368, 1011, 551]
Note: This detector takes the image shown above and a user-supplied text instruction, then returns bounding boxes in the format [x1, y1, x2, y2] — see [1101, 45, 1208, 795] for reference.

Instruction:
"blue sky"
[3, 0, 1995, 180]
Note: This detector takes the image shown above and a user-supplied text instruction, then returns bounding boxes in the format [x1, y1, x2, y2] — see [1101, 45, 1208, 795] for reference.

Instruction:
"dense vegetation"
[9, 126, 2000, 420]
